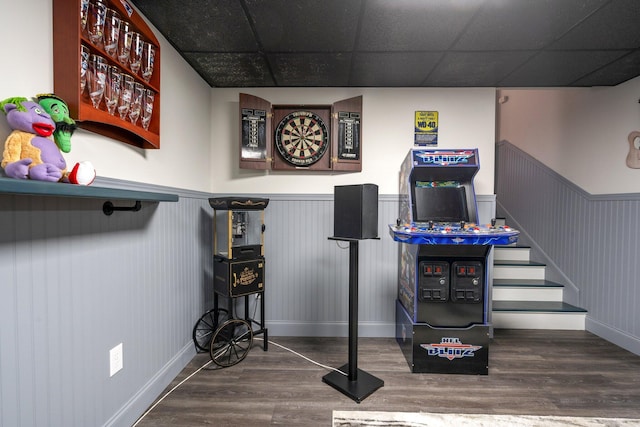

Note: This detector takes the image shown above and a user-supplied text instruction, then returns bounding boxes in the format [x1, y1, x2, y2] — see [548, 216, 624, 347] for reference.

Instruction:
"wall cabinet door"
[239, 93, 363, 172]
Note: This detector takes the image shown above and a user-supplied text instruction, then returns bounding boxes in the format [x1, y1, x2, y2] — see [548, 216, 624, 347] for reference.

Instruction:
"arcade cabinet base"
[322, 364, 384, 403]
[396, 300, 489, 374]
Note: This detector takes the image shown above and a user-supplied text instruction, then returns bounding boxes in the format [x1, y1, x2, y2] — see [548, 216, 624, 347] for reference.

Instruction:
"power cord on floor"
[132, 358, 212, 426]
[132, 337, 346, 426]
[247, 297, 348, 376]
[254, 337, 348, 376]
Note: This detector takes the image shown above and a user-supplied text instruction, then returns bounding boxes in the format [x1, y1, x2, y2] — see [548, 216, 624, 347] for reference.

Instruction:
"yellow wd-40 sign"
[414, 111, 438, 146]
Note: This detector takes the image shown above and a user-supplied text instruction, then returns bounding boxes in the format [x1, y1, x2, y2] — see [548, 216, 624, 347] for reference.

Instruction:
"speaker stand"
[323, 238, 384, 403]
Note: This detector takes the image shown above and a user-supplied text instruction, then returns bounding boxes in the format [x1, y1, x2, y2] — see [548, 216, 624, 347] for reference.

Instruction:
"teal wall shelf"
[0, 177, 179, 215]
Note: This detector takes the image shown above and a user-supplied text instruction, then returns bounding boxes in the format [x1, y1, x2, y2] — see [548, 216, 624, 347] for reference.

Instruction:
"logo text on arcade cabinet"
[420, 337, 482, 360]
[414, 150, 476, 166]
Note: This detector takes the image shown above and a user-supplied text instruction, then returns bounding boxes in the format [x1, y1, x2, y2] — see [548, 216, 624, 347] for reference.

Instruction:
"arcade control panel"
[419, 260, 483, 304]
[389, 219, 519, 246]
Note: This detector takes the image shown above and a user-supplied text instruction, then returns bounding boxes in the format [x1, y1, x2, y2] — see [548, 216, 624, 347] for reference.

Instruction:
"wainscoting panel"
[0, 181, 497, 427]
[0, 184, 212, 427]
[496, 141, 640, 355]
[248, 193, 496, 338]
[260, 195, 400, 337]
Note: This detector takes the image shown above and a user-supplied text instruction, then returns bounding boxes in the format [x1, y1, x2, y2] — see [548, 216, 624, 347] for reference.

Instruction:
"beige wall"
[0, 0, 213, 192]
[498, 76, 640, 195]
[211, 87, 497, 195]
[8, 1, 639, 197]
[1, 1, 498, 196]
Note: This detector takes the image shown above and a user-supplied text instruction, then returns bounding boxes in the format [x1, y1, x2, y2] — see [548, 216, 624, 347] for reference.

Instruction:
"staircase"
[491, 245, 587, 330]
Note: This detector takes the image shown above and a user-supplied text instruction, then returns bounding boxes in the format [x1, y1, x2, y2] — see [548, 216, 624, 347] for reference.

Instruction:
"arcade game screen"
[413, 181, 469, 223]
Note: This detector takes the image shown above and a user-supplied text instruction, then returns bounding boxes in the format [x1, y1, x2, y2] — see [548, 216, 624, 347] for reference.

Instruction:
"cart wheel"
[192, 308, 229, 352]
[210, 319, 253, 367]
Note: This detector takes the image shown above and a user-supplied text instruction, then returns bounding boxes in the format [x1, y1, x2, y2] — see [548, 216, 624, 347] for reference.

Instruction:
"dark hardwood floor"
[135, 330, 640, 426]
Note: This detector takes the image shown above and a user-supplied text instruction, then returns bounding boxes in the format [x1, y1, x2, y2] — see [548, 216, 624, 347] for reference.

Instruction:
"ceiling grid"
[131, 0, 640, 87]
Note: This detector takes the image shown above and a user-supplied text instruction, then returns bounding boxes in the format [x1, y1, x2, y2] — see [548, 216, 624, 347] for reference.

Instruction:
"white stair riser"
[494, 247, 531, 262]
[492, 312, 586, 330]
[493, 287, 563, 302]
[492, 246, 586, 331]
[494, 265, 545, 280]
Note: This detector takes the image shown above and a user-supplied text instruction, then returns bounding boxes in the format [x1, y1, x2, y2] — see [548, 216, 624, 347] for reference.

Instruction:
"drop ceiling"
[129, 0, 640, 88]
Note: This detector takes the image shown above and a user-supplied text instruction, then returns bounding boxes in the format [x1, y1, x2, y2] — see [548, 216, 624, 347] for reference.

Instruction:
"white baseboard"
[586, 317, 640, 357]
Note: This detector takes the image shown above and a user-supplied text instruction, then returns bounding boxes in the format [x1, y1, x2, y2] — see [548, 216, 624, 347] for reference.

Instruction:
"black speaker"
[334, 184, 378, 239]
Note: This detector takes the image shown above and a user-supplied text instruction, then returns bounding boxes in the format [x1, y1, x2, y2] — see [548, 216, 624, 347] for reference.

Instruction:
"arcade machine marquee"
[389, 149, 518, 374]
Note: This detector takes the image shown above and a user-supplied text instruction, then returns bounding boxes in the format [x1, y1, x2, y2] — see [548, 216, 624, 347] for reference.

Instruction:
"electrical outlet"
[109, 343, 123, 377]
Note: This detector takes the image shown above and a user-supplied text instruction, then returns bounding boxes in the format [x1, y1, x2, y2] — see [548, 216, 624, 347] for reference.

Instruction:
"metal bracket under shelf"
[102, 200, 142, 215]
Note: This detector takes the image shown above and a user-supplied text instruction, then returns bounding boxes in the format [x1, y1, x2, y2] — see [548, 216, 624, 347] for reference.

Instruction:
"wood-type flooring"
[135, 330, 640, 426]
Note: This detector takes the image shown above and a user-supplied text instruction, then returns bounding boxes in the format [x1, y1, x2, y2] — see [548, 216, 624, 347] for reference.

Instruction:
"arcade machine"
[389, 149, 518, 374]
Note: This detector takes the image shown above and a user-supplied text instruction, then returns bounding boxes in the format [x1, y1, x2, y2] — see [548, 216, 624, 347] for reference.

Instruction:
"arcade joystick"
[428, 220, 434, 230]
[490, 218, 496, 228]
[460, 221, 466, 230]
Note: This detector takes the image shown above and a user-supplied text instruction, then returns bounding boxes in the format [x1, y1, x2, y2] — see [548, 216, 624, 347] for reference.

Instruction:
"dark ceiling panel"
[426, 51, 534, 87]
[453, 0, 608, 50]
[550, 0, 640, 50]
[132, 0, 257, 52]
[357, 0, 482, 51]
[129, 0, 640, 87]
[500, 50, 631, 87]
[184, 53, 275, 87]
[268, 53, 352, 86]
[245, 0, 362, 52]
[350, 52, 442, 86]
[573, 50, 640, 87]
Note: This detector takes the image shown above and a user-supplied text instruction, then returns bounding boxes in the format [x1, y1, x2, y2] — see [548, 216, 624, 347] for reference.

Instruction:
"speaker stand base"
[322, 364, 384, 403]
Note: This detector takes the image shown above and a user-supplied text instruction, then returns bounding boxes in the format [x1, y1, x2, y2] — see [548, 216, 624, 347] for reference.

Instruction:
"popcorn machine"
[192, 197, 269, 367]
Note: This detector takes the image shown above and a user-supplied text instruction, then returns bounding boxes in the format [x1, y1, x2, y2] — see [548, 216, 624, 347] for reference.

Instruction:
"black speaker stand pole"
[323, 238, 384, 403]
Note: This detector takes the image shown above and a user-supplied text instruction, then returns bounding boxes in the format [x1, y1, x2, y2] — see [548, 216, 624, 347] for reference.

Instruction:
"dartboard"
[275, 111, 329, 166]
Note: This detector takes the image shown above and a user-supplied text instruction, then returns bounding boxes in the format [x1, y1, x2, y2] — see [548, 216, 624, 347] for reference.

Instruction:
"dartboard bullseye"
[275, 111, 329, 166]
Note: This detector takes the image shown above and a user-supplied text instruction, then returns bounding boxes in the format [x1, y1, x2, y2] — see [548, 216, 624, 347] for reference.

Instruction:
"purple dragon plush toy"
[0, 96, 67, 181]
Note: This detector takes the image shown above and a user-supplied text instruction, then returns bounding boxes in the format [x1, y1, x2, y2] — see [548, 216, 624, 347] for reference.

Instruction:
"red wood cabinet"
[53, 0, 161, 149]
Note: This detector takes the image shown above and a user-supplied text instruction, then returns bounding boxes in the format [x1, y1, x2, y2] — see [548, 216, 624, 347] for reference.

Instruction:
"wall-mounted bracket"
[103, 200, 142, 216]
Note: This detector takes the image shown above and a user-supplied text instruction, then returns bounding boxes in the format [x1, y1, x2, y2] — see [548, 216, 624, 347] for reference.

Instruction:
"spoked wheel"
[210, 318, 253, 367]
[192, 308, 229, 352]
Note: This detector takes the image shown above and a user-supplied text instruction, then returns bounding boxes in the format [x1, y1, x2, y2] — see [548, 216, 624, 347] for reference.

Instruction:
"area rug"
[332, 410, 640, 426]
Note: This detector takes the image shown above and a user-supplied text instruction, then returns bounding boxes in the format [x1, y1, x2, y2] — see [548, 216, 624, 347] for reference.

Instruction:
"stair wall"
[496, 141, 640, 354]
[492, 245, 586, 330]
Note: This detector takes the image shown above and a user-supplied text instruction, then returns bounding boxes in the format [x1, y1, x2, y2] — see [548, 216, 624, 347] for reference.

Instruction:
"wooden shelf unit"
[52, 0, 161, 149]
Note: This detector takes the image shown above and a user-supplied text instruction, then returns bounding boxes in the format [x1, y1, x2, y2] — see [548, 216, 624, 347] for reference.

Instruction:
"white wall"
[211, 87, 497, 195]
[0, 2, 498, 196]
[0, 0, 213, 193]
[498, 76, 640, 195]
